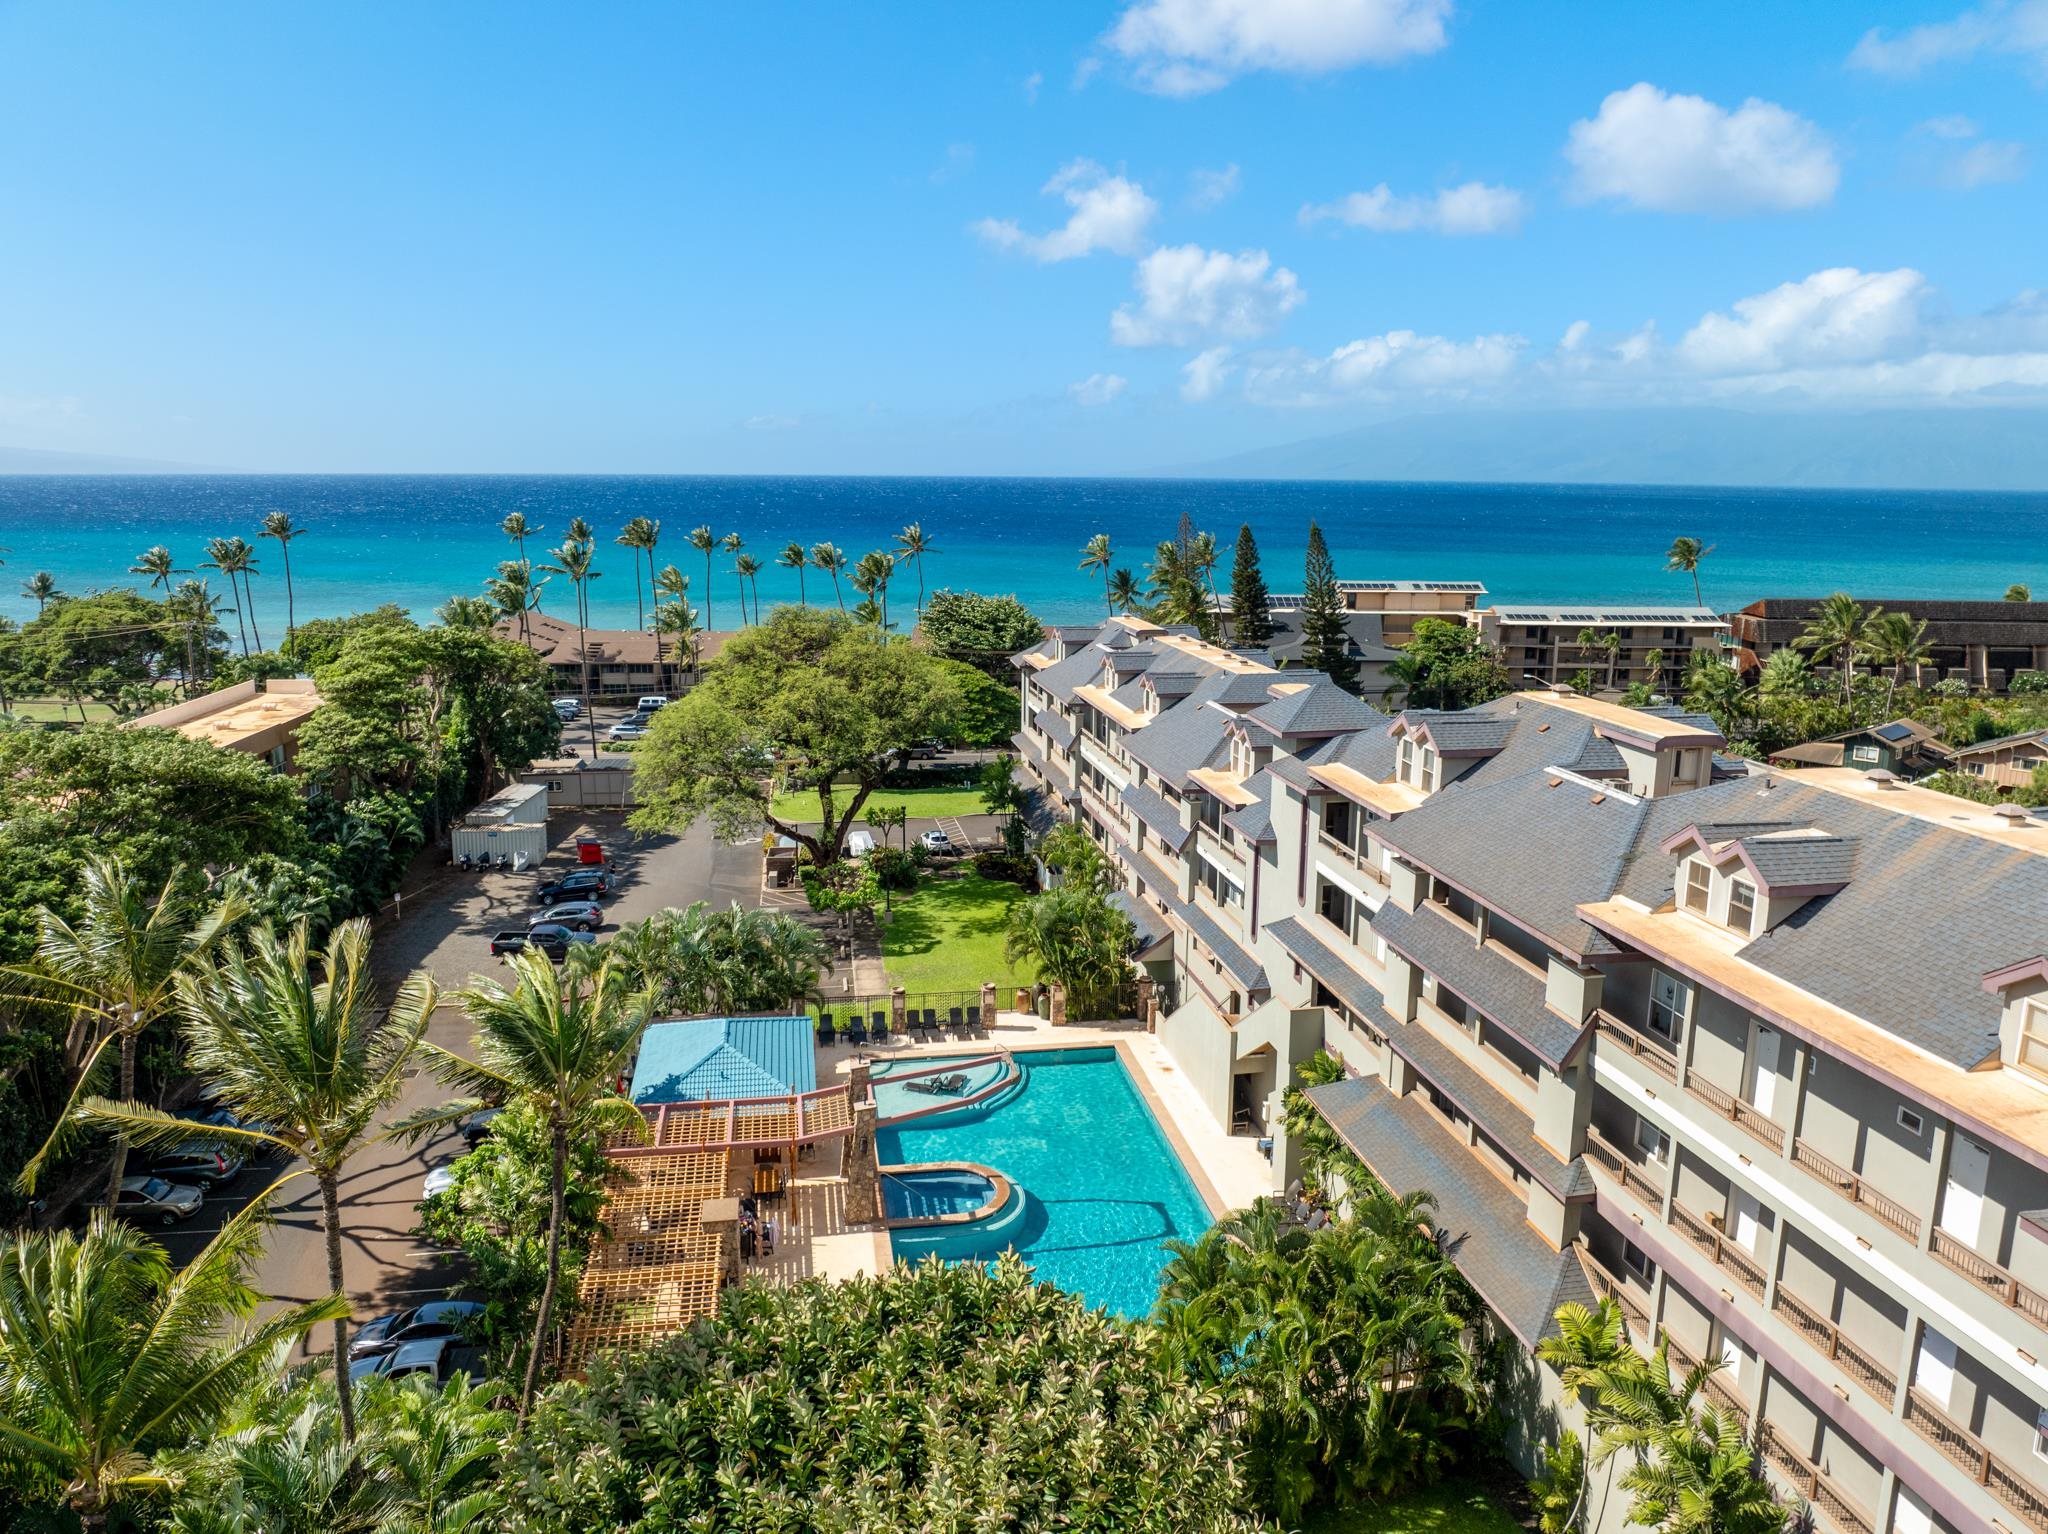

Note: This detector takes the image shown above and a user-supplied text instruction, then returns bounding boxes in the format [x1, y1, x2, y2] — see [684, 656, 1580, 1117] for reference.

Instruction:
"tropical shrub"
[1277, 1050, 1374, 1199]
[606, 901, 830, 1014]
[1153, 1194, 1486, 1526]
[499, 1255, 1267, 1534]
[973, 849, 1037, 886]
[1002, 884, 1131, 1017]
[1530, 1429, 1586, 1534]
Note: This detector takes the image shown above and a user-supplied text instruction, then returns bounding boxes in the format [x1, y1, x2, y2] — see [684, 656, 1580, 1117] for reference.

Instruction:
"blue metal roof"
[628, 1016, 817, 1105]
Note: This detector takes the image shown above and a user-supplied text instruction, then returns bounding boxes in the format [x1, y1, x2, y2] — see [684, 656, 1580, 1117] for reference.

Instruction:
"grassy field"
[881, 872, 1033, 993]
[3, 697, 116, 723]
[771, 782, 988, 824]
[1303, 1479, 1525, 1534]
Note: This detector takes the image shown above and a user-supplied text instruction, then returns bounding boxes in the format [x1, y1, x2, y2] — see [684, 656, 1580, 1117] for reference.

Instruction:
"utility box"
[451, 781, 550, 867]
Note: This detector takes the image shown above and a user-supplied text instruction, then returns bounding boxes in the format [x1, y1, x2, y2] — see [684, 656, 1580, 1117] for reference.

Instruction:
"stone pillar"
[1137, 975, 1156, 1031]
[890, 987, 907, 1035]
[981, 981, 997, 1023]
[848, 1059, 872, 1100]
[845, 1099, 882, 1226]
[1050, 984, 1068, 1026]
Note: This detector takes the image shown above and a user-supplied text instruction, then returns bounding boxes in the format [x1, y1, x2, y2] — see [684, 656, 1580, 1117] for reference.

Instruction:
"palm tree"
[1862, 609, 1934, 711]
[652, 564, 690, 692]
[2007, 583, 2033, 602]
[502, 513, 542, 609]
[260, 511, 305, 654]
[165, 577, 228, 693]
[1106, 567, 1142, 615]
[1079, 533, 1114, 615]
[1756, 647, 1813, 701]
[9, 857, 246, 1207]
[734, 552, 763, 624]
[65, 918, 443, 1445]
[22, 570, 59, 614]
[486, 559, 545, 641]
[1664, 536, 1714, 607]
[1683, 652, 1754, 739]
[853, 550, 896, 629]
[810, 542, 848, 611]
[720, 534, 745, 622]
[1795, 592, 1879, 705]
[129, 545, 179, 592]
[201, 537, 263, 655]
[565, 516, 595, 545]
[428, 949, 653, 1421]
[616, 517, 658, 630]
[778, 541, 810, 605]
[688, 525, 717, 630]
[437, 594, 498, 630]
[1188, 530, 1220, 610]
[542, 538, 602, 756]
[0, 1205, 347, 1532]
[656, 592, 703, 690]
[895, 523, 936, 616]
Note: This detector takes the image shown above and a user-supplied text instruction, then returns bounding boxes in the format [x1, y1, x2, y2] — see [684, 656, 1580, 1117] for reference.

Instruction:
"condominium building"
[1729, 598, 2048, 694]
[1214, 579, 1488, 705]
[1475, 603, 1730, 695]
[1011, 614, 2048, 1534]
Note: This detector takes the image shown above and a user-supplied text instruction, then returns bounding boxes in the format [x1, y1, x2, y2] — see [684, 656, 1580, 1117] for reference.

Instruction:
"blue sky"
[1, 0, 2044, 473]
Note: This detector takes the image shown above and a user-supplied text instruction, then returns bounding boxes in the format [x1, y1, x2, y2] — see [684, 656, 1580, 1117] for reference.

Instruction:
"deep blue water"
[0, 474, 2042, 628]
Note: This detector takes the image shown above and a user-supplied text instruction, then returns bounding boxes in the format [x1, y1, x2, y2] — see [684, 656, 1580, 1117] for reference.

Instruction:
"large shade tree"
[630, 606, 960, 862]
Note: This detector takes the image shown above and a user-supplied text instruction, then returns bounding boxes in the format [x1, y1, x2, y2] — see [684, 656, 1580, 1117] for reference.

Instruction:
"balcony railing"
[1585, 1125, 1668, 1208]
[1586, 1260, 1653, 1343]
[1905, 1387, 2048, 1532]
[1670, 1202, 1768, 1299]
[1664, 1335, 1751, 1432]
[1769, 1286, 1898, 1406]
[1789, 1139, 1922, 1243]
[1316, 831, 1389, 885]
[1930, 1228, 2048, 1332]
[1594, 1009, 1679, 1083]
[1684, 1071, 1786, 1153]
[1756, 1423, 1875, 1534]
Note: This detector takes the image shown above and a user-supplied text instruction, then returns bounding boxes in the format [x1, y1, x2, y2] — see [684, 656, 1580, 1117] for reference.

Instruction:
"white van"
[844, 829, 876, 858]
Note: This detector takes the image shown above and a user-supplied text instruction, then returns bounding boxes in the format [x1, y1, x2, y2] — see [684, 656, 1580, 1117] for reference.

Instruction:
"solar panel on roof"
[1874, 722, 1914, 742]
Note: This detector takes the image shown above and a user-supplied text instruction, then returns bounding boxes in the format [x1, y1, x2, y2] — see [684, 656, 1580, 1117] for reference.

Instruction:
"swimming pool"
[873, 1046, 1214, 1318]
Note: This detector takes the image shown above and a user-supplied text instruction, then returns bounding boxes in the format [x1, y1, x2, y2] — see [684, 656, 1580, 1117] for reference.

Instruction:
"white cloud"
[1022, 70, 1044, 102]
[973, 160, 1159, 262]
[1947, 137, 2028, 185]
[929, 143, 975, 184]
[1301, 180, 1526, 234]
[1564, 83, 1838, 214]
[1243, 330, 1525, 405]
[1189, 163, 1241, 209]
[1105, 0, 1450, 96]
[1678, 268, 1928, 374]
[1559, 320, 1591, 352]
[1181, 346, 1233, 401]
[1068, 372, 1130, 406]
[1906, 114, 2027, 188]
[1849, 1, 2048, 78]
[1110, 245, 1305, 346]
[1920, 113, 1981, 139]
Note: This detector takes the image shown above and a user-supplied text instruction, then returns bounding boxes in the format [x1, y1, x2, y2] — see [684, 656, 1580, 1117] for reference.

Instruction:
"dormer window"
[1397, 737, 1439, 791]
[1727, 878, 1757, 936]
[1229, 734, 1253, 778]
[1682, 860, 1711, 914]
[2019, 998, 2048, 1084]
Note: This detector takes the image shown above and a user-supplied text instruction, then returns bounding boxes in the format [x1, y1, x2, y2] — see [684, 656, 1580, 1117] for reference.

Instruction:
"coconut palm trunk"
[319, 1168, 358, 1441]
[523, 1117, 571, 1413]
[103, 1022, 138, 1206]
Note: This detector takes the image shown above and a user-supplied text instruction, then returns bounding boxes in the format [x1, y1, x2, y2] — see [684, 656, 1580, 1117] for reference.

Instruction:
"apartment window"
[1324, 799, 1354, 846]
[1648, 970, 1689, 1041]
[2018, 998, 2048, 1083]
[1726, 878, 1758, 936]
[1622, 1239, 1654, 1280]
[1635, 1115, 1670, 1163]
[1230, 735, 1252, 777]
[1398, 737, 1415, 781]
[1682, 860, 1711, 914]
[1897, 1105, 1927, 1138]
[2034, 1406, 2048, 1465]
[1419, 748, 1439, 793]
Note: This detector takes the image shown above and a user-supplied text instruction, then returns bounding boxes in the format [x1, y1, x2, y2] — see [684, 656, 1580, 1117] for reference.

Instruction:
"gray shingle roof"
[1248, 679, 1391, 738]
[1032, 708, 1075, 751]
[1121, 780, 1192, 851]
[1145, 876, 1268, 993]
[1110, 889, 1172, 952]
[1224, 792, 1276, 844]
[1372, 902, 1590, 1067]
[1305, 1074, 1595, 1344]
[1388, 1022, 1596, 1201]
[1404, 710, 1518, 754]
[1736, 832, 1857, 890]
[1121, 693, 1235, 787]
[1266, 752, 1316, 791]
[1306, 725, 1401, 782]
[1265, 918, 1399, 1036]
[1031, 645, 1110, 705]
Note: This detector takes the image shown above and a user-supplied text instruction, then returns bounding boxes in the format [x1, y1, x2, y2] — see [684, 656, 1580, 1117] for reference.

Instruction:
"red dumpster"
[576, 838, 605, 866]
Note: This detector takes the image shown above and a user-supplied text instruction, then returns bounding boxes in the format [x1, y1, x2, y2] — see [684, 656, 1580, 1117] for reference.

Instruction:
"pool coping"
[876, 1160, 1013, 1229]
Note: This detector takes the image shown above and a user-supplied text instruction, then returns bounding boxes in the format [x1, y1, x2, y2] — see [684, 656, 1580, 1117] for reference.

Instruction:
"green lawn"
[881, 872, 1034, 993]
[1303, 1479, 1525, 1534]
[4, 697, 116, 723]
[771, 782, 989, 824]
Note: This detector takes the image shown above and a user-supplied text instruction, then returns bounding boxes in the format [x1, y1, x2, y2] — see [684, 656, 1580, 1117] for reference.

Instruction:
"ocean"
[0, 475, 2042, 630]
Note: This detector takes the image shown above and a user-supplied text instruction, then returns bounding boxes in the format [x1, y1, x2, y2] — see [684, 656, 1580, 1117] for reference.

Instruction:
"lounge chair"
[941, 1073, 969, 1094]
[846, 1018, 868, 1046]
[965, 1004, 981, 1032]
[871, 1011, 890, 1043]
[922, 1007, 939, 1034]
[912, 1010, 933, 1039]
[947, 1006, 964, 1032]
[815, 1016, 836, 1047]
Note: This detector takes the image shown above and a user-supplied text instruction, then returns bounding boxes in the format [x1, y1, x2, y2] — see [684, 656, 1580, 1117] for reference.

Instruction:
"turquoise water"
[874, 1046, 1213, 1318]
[0, 474, 2042, 627]
[869, 1053, 1012, 1119]
[881, 1167, 998, 1221]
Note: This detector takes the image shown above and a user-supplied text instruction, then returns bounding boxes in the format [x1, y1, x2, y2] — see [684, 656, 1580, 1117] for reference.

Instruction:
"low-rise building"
[499, 612, 724, 698]
[1476, 603, 1729, 695]
[124, 677, 322, 773]
[1730, 598, 2048, 694]
[1769, 719, 1953, 776]
[1949, 727, 2048, 792]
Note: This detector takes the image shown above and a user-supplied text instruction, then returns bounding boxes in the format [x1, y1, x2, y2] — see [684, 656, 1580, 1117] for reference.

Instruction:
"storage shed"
[451, 781, 550, 867]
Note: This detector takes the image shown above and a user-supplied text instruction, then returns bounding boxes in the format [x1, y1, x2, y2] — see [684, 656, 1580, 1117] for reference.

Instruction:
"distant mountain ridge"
[1169, 407, 2048, 491]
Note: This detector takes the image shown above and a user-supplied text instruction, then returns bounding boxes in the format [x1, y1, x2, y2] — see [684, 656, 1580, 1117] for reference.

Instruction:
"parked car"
[458, 1107, 503, 1147]
[844, 829, 876, 858]
[608, 722, 648, 742]
[144, 1145, 245, 1187]
[423, 1164, 460, 1201]
[532, 900, 603, 932]
[537, 869, 610, 903]
[637, 695, 669, 712]
[347, 1336, 483, 1386]
[491, 925, 594, 961]
[908, 739, 945, 759]
[552, 697, 582, 719]
[114, 1176, 203, 1225]
[919, 828, 954, 853]
[350, 1299, 487, 1359]
[177, 1104, 275, 1146]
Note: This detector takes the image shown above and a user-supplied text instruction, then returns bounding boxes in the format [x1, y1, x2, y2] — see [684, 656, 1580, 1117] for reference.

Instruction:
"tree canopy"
[1387, 618, 1511, 710]
[1229, 524, 1275, 649]
[1296, 522, 1357, 691]
[916, 589, 1047, 678]
[630, 606, 960, 861]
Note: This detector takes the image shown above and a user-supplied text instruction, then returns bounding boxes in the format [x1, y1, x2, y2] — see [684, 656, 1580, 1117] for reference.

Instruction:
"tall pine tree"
[1299, 520, 1359, 691]
[1229, 524, 1275, 648]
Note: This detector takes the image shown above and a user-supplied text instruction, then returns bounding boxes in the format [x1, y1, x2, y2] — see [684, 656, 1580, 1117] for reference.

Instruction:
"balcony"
[1669, 1202, 1768, 1299]
[1929, 1228, 2048, 1333]
[1768, 1286, 1898, 1406]
[1789, 1139, 1922, 1243]
[1904, 1387, 2048, 1533]
[1316, 830, 1389, 886]
[1755, 1423, 1876, 1534]
[1593, 1010, 1678, 1083]
[1584, 1124, 1668, 1209]
[1664, 1335, 1752, 1432]
[1683, 1070, 1786, 1153]
[1584, 1256, 1653, 1343]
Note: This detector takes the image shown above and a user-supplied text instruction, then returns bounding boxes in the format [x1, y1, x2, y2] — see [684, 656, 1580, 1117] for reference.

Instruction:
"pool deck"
[820, 1008, 1277, 1222]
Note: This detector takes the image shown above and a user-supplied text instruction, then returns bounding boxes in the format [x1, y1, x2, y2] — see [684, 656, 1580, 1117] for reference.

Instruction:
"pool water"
[882, 1167, 998, 1221]
[874, 1046, 1214, 1318]
[868, 1054, 1013, 1120]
